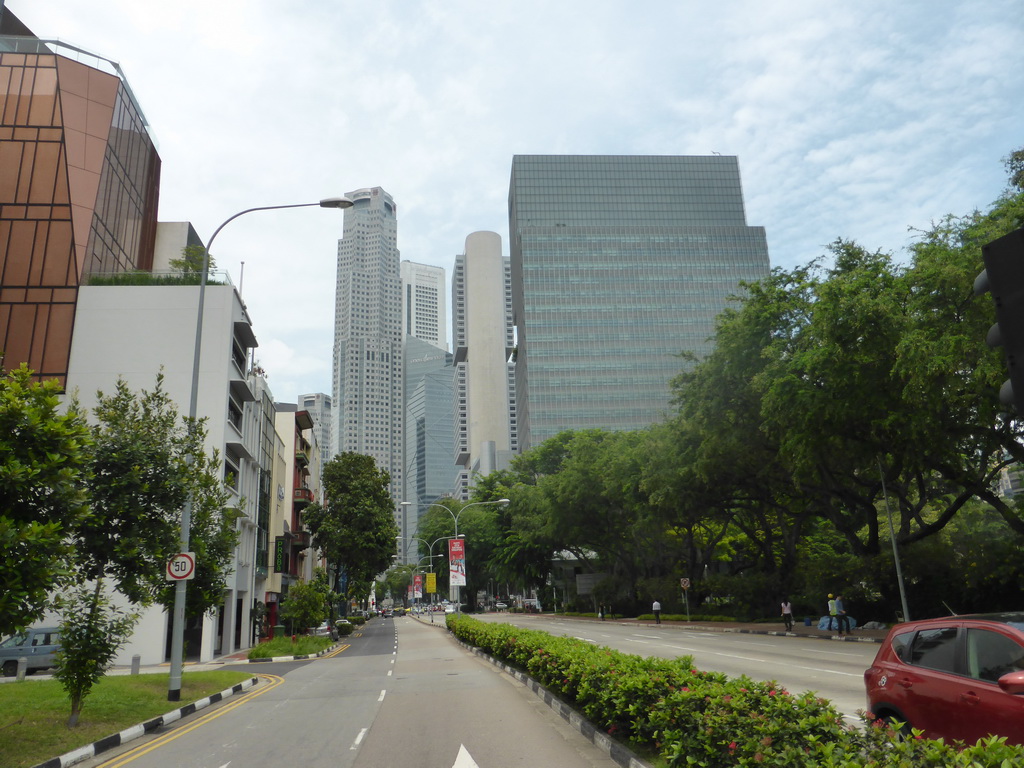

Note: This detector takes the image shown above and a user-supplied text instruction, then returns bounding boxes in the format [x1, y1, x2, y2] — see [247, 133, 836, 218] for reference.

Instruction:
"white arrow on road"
[453, 744, 479, 767]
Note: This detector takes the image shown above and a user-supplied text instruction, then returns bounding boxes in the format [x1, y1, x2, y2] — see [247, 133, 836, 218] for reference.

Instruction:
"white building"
[400, 260, 448, 351]
[332, 187, 404, 509]
[452, 231, 518, 498]
[65, 264, 263, 664]
[299, 392, 333, 479]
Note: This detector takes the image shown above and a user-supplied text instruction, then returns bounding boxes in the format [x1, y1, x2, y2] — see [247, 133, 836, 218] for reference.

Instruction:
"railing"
[81, 269, 233, 287]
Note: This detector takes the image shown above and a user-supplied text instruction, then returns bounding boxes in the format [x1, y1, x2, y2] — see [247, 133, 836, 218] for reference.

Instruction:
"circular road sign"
[166, 552, 196, 581]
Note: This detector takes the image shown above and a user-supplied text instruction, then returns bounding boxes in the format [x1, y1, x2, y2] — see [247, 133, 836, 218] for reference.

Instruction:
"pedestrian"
[827, 594, 837, 631]
[781, 598, 794, 632]
[835, 595, 850, 636]
[653, 600, 662, 625]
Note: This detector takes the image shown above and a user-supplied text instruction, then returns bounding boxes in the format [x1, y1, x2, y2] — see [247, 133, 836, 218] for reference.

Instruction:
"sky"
[9, 1, 1023, 404]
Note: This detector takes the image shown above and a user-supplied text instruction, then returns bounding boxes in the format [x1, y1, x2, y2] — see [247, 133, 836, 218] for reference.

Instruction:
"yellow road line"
[100, 674, 284, 767]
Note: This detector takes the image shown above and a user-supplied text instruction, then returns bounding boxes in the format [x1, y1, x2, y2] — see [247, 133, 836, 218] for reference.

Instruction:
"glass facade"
[0, 36, 160, 386]
[508, 155, 770, 448]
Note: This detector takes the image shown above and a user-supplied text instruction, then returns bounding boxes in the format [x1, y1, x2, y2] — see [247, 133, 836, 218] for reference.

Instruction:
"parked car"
[864, 612, 1024, 744]
[495, 602, 508, 610]
[0, 626, 61, 677]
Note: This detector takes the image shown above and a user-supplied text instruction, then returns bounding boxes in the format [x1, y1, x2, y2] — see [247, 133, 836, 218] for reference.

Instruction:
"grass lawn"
[0, 670, 255, 768]
[247, 636, 333, 658]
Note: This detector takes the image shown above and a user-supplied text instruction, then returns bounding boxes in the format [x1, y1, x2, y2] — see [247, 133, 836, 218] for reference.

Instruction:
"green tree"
[0, 365, 91, 636]
[77, 375, 236, 617]
[53, 583, 137, 727]
[304, 453, 398, 605]
[169, 244, 216, 274]
[279, 571, 332, 633]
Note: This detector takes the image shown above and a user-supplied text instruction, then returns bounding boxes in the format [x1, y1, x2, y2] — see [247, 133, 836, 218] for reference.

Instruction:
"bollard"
[131, 654, 141, 675]
[16, 657, 27, 681]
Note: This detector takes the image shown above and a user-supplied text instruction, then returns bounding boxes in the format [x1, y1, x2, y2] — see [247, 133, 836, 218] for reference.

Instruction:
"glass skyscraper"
[508, 155, 770, 449]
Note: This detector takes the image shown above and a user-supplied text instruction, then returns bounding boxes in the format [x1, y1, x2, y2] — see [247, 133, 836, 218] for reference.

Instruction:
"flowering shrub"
[446, 615, 1024, 767]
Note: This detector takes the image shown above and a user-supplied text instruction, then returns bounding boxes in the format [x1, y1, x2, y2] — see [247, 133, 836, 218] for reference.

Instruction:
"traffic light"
[975, 227, 1024, 409]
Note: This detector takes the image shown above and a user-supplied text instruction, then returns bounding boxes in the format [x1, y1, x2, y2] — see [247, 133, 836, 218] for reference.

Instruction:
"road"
[82, 616, 623, 768]
[473, 614, 876, 722]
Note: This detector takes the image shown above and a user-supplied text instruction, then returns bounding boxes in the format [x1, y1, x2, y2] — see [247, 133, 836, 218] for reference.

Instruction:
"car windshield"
[0, 633, 28, 648]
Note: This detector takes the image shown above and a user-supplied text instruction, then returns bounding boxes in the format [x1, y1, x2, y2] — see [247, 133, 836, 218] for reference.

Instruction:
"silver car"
[0, 626, 61, 676]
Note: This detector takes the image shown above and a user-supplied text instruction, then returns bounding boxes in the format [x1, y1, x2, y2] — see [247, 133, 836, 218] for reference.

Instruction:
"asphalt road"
[78, 616, 624, 768]
[472, 613, 878, 722]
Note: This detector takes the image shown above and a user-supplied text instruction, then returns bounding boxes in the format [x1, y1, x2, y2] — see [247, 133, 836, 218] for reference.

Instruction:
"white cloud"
[11, 0, 1023, 402]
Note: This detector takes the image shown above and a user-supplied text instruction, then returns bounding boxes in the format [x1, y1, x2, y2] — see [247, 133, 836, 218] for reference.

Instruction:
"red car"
[864, 612, 1024, 744]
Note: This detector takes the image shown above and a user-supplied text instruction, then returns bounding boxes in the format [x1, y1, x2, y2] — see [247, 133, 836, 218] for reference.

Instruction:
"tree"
[169, 244, 216, 274]
[77, 374, 236, 617]
[279, 570, 332, 634]
[0, 365, 91, 636]
[52, 583, 137, 727]
[1006, 146, 1024, 192]
[304, 453, 398, 604]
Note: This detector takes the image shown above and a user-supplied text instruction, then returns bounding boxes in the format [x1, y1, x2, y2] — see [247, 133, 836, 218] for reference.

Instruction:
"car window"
[909, 627, 959, 673]
[0, 633, 28, 649]
[890, 630, 915, 661]
[966, 628, 1024, 682]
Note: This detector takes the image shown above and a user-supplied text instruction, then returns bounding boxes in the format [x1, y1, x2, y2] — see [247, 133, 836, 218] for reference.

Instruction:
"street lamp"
[168, 196, 353, 702]
[396, 533, 464, 620]
[410, 499, 510, 613]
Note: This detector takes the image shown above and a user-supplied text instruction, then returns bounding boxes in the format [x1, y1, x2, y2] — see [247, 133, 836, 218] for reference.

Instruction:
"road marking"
[351, 727, 368, 750]
[378, 689, 386, 702]
[388, 669, 393, 676]
[453, 744, 480, 767]
[101, 675, 285, 767]
[634, 634, 661, 639]
[660, 644, 863, 676]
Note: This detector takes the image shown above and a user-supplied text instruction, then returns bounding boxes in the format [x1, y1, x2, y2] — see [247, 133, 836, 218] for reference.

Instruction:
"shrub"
[446, 615, 1024, 767]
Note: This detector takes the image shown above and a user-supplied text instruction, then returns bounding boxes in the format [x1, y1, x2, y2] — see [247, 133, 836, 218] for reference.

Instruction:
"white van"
[0, 627, 61, 676]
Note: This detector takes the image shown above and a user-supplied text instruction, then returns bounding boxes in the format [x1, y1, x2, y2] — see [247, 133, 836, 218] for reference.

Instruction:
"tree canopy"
[475, 152, 1024, 621]
[304, 452, 398, 600]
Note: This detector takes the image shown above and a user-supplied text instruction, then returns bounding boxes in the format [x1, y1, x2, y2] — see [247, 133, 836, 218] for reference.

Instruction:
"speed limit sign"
[166, 552, 196, 581]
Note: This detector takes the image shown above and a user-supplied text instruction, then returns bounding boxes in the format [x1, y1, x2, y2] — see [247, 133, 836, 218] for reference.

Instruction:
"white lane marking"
[634, 634, 661, 639]
[573, 636, 597, 643]
[351, 728, 368, 750]
[388, 669, 393, 676]
[453, 744, 480, 767]
[631, 640, 651, 645]
[378, 690, 386, 702]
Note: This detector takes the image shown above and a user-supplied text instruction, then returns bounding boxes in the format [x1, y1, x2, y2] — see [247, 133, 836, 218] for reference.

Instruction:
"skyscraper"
[452, 231, 517, 497]
[331, 187, 404, 504]
[508, 155, 770, 449]
[400, 260, 447, 351]
[401, 335, 456, 559]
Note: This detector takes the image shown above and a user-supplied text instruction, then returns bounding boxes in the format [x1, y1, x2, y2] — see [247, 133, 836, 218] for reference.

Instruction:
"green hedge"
[445, 615, 1024, 767]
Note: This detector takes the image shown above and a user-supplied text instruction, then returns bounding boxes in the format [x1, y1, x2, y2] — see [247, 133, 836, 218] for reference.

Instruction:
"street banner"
[414, 573, 423, 599]
[449, 538, 467, 587]
[426, 572, 436, 594]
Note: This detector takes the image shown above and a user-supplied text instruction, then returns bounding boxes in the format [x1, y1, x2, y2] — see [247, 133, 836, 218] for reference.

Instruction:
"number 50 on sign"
[166, 552, 196, 581]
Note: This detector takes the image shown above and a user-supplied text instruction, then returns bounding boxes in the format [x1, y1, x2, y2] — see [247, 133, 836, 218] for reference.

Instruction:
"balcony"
[290, 530, 311, 548]
[293, 487, 314, 507]
[295, 449, 309, 467]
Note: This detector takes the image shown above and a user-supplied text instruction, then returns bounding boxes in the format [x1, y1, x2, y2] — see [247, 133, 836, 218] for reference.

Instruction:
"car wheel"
[2, 660, 18, 677]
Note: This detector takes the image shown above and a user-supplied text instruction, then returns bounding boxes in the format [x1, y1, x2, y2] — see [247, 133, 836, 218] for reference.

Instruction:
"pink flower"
[728, 741, 737, 752]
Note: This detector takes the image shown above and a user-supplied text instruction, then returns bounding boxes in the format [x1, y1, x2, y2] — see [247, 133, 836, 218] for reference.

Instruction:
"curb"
[454, 638, 652, 768]
[219, 638, 349, 664]
[31, 676, 259, 768]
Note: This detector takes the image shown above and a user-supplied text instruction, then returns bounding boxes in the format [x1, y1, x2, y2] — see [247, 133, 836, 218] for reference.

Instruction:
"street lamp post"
[396, 533, 463, 621]
[409, 499, 510, 613]
[168, 196, 353, 702]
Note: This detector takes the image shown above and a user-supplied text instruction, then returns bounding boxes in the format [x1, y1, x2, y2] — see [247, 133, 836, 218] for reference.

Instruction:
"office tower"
[508, 155, 771, 449]
[452, 232, 517, 497]
[401, 260, 448, 351]
[0, 19, 161, 385]
[331, 187, 404, 506]
[299, 392, 333, 477]
[401, 336, 457, 561]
